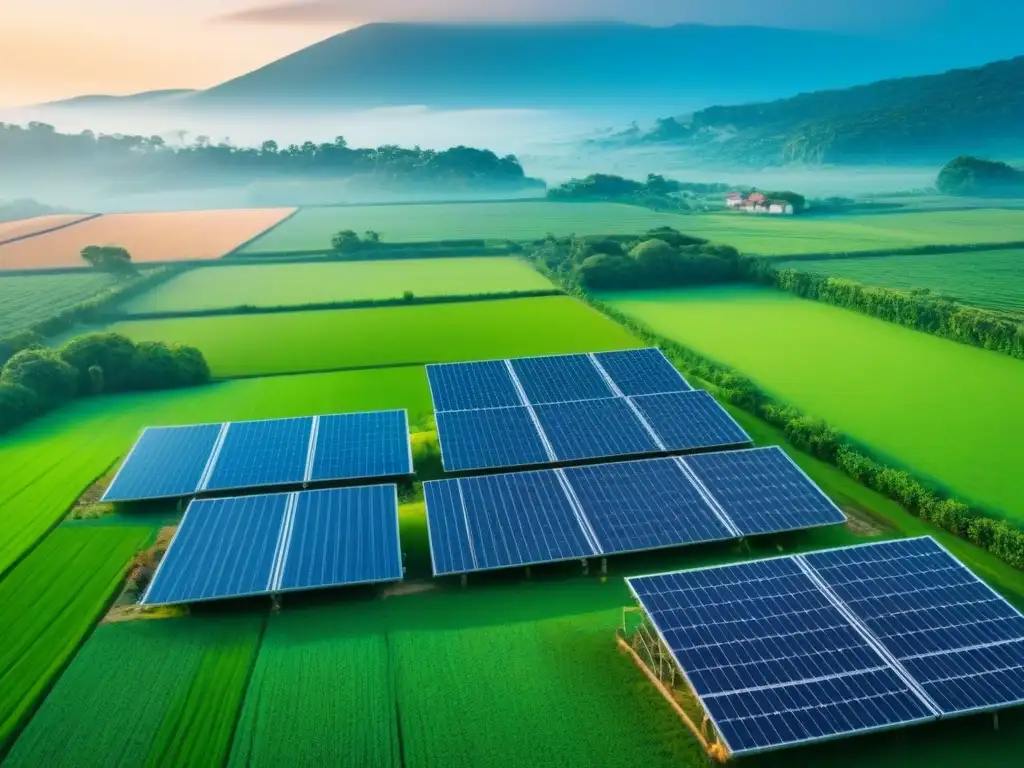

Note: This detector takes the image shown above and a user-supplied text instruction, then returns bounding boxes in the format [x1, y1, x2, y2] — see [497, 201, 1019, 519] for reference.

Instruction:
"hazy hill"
[42, 23, 1013, 115]
[619, 56, 1024, 165]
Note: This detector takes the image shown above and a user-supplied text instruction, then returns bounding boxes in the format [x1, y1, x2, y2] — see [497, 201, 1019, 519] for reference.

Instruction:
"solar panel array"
[103, 410, 412, 502]
[627, 536, 1024, 756]
[424, 446, 846, 576]
[142, 484, 403, 605]
[427, 348, 751, 472]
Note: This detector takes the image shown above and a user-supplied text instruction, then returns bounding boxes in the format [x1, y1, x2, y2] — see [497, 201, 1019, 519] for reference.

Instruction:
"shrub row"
[742, 258, 1024, 359]
[552, 276, 1024, 570]
[767, 239, 1024, 263]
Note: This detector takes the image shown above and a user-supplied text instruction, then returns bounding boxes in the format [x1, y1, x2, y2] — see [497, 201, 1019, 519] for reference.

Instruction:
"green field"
[0, 524, 151, 754]
[118, 258, 555, 314]
[106, 296, 639, 378]
[673, 209, 1024, 256]
[0, 366, 431, 575]
[776, 248, 1024, 315]
[239, 202, 690, 252]
[601, 285, 1024, 519]
[5, 613, 263, 768]
[0, 271, 117, 336]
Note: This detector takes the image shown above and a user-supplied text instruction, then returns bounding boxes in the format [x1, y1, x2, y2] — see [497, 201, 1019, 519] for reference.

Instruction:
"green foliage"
[761, 189, 807, 212]
[0, 331, 44, 367]
[59, 333, 138, 393]
[0, 349, 77, 409]
[80, 245, 138, 277]
[0, 383, 38, 433]
[936, 156, 1024, 196]
[547, 172, 729, 212]
[330, 229, 362, 252]
[128, 342, 211, 390]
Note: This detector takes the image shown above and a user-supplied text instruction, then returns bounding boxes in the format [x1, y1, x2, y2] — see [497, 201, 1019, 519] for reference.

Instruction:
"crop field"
[5, 613, 263, 768]
[105, 296, 639, 378]
[0, 524, 151, 754]
[0, 366, 432, 575]
[239, 202, 690, 252]
[229, 608, 399, 768]
[776, 248, 1024, 315]
[0, 271, 118, 335]
[118, 257, 554, 313]
[672, 209, 1024, 256]
[601, 285, 1024, 519]
[0, 214, 92, 245]
[0, 208, 295, 271]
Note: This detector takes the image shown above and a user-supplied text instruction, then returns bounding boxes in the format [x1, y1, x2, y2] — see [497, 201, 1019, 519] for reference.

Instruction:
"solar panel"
[508, 354, 613, 404]
[804, 537, 1024, 717]
[102, 424, 222, 502]
[627, 557, 937, 756]
[592, 348, 692, 396]
[202, 416, 313, 492]
[682, 447, 846, 536]
[562, 458, 735, 552]
[142, 493, 291, 605]
[423, 479, 477, 576]
[434, 406, 552, 472]
[308, 410, 411, 482]
[631, 391, 751, 451]
[533, 397, 660, 462]
[277, 485, 403, 591]
[426, 359, 521, 411]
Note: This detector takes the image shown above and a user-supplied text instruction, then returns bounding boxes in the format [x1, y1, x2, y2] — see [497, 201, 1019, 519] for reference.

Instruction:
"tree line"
[0, 333, 210, 435]
[547, 173, 730, 212]
[936, 156, 1024, 197]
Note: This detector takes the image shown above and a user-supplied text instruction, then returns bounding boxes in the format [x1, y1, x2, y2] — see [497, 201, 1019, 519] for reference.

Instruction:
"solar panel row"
[424, 446, 846, 576]
[103, 410, 413, 502]
[142, 484, 403, 606]
[627, 537, 1024, 756]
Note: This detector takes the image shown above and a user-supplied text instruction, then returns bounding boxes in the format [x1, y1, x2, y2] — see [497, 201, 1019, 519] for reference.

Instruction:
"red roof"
[726, 192, 742, 199]
[748, 192, 766, 203]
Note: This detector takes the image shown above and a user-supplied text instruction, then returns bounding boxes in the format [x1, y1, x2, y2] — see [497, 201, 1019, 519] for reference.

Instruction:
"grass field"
[672, 209, 1024, 256]
[0, 524, 151, 755]
[0, 214, 91, 244]
[0, 209, 295, 271]
[601, 285, 1024, 519]
[117, 257, 554, 313]
[105, 296, 639, 378]
[776, 248, 1024, 315]
[0, 366, 432, 576]
[0, 271, 118, 335]
[238, 202, 690, 252]
[5, 613, 263, 768]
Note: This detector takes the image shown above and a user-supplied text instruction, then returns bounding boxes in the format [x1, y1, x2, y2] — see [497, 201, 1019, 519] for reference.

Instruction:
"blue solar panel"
[142, 494, 290, 605]
[683, 447, 846, 536]
[627, 558, 936, 755]
[423, 480, 477, 576]
[203, 417, 313, 492]
[426, 360, 522, 411]
[803, 537, 1024, 717]
[533, 397, 659, 462]
[592, 348, 692, 396]
[562, 458, 734, 552]
[103, 424, 221, 502]
[435, 407, 552, 472]
[509, 354, 612, 404]
[631, 391, 751, 451]
[277, 485, 402, 591]
[308, 411, 411, 482]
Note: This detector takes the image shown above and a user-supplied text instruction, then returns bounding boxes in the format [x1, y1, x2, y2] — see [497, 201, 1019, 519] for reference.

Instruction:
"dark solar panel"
[202, 416, 313, 492]
[102, 424, 222, 502]
[308, 410, 411, 482]
[631, 390, 751, 451]
[435, 406, 552, 472]
[508, 354, 613, 404]
[423, 479, 477, 576]
[426, 359, 522, 411]
[592, 348, 692, 396]
[533, 397, 660, 462]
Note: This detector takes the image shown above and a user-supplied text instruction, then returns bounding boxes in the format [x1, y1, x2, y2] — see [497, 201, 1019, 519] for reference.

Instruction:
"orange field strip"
[0, 208, 296, 270]
[0, 214, 94, 246]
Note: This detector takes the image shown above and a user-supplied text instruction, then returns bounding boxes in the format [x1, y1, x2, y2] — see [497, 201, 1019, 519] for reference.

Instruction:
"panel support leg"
[994, 712, 1000, 731]
[525, 566, 531, 579]
[460, 574, 468, 589]
[601, 558, 608, 576]
[271, 594, 282, 613]
[582, 559, 589, 576]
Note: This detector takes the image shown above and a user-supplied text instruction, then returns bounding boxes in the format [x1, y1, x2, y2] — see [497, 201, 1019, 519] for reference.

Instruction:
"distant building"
[724, 191, 794, 215]
[725, 192, 744, 209]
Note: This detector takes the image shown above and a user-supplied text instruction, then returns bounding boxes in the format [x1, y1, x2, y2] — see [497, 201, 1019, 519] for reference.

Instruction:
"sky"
[0, 0, 1008, 108]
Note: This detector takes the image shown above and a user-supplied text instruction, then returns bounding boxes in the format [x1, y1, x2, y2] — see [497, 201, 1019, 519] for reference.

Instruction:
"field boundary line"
[220, 208, 301, 258]
[0, 213, 102, 248]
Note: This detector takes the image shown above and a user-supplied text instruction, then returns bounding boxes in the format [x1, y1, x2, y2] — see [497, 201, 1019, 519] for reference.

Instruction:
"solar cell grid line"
[626, 558, 938, 756]
[101, 423, 223, 502]
[434, 406, 553, 472]
[591, 348, 693, 397]
[196, 422, 230, 491]
[266, 493, 299, 593]
[561, 457, 735, 554]
[423, 479, 478, 575]
[630, 390, 752, 452]
[202, 416, 315, 493]
[301, 415, 321, 483]
[681, 446, 847, 537]
[276, 485, 403, 592]
[141, 493, 292, 606]
[426, 359, 523, 412]
[508, 353, 614, 405]
[800, 537, 1024, 717]
[532, 397, 661, 463]
[307, 410, 412, 482]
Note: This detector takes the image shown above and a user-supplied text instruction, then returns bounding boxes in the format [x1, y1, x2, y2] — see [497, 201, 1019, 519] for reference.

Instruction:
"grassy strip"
[766, 239, 1024, 262]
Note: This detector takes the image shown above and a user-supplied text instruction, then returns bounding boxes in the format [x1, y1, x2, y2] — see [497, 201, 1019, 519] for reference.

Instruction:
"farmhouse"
[724, 191, 794, 214]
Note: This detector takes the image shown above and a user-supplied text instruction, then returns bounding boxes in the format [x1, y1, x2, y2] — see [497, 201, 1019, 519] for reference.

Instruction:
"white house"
[725, 191, 794, 215]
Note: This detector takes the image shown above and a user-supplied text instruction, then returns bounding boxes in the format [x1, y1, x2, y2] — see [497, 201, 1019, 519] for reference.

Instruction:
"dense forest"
[547, 174, 728, 211]
[0, 122, 543, 193]
[611, 56, 1024, 166]
[936, 156, 1024, 196]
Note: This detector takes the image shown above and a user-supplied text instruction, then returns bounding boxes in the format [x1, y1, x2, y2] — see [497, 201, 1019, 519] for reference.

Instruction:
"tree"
[0, 382, 39, 434]
[330, 230, 362, 253]
[80, 245, 138, 277]
[363, 230, 381, 244]
[129, 342, 210, 390]
[60, 332, 138, 394]
[1, 349, 78, 409]
[936, 156, 1024, 196]
[577, 253, 639, 290]
[0, 331, 44, 367]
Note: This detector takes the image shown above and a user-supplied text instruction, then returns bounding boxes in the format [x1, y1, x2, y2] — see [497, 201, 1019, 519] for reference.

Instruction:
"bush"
[0, 331, 45, 367]
[129, 341, 210, 390]
[1, 348, 78, 409]
[60, 333, 138, 394]
[0, 382, 39, 432]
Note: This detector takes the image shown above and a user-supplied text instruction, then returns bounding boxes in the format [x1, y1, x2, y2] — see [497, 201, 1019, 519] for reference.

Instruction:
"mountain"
[616, 56, 1024, 166]
[41, 90, 196, 109]
[47, 22, 1013, 115]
